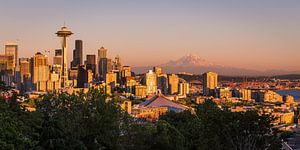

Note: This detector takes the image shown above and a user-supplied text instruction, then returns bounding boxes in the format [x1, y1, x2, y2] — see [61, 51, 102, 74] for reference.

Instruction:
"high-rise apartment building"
[145, 70, 157, 95]
[203, 72, 218, 96]
[168, 74, 179, 95]
[71, 40, 83, 68]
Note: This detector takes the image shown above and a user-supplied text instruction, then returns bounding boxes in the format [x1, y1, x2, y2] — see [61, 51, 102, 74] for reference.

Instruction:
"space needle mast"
[56, 25, 73, 87]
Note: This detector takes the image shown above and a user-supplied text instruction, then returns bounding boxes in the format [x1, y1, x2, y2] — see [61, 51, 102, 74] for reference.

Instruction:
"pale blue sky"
[0, 0, 299, 71]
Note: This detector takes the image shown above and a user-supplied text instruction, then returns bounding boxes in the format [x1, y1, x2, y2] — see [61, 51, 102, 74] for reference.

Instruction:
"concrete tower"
[56, 26, 73, 87]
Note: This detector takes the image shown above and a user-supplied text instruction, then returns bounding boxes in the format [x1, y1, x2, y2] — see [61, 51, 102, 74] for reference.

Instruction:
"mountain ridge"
[132, 54, 300, 76]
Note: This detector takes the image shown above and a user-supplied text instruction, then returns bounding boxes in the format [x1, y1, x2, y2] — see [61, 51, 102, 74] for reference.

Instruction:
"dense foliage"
[0, 87, 281, 149]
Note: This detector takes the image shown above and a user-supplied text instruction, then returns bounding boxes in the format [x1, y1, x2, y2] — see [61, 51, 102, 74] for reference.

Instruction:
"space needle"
[56, 25, 73, 87]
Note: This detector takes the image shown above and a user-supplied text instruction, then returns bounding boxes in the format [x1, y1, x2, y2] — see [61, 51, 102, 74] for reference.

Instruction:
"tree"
[150, 120, 186, 150]
[35, 89, 128, 150]
[0, 85, 282, 149]
[0, 80, 12, 93]
[160, 100, 282, 150]
[0, 93, 42, 150]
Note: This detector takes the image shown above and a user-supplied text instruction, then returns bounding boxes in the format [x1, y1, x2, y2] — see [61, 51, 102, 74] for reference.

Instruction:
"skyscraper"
[56, 25, 73, 87]
[53, 49, 63, 75]
[145, 70, 157, 95]
[106, 72, 117, 89]
[20, 59, 30, 83]
[203, 72, 218, 96]
[77, 65, 93, 88]
[0, 54, 14, 86]
[98, 46, 107, 59]
[107, 58, 113, 73]
[168, 74, 179, 95]
[85, 54, 96, 78]
[105, 72, 117, 94]
[5, 44, 18, 68]
[98, 46, 108, 80]
[121, 66, 131, 78]
[0, 54, 14, 72]
[33, 52, 49, 91]
[71, 40, 83, 68]
[99, 58, 108, 80]
[113, 55, 122, 70]
[157, 74, 168, 95]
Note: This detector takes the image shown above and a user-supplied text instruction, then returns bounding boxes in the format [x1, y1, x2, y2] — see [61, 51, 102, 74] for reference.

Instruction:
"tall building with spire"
[56, 25, 73, 87]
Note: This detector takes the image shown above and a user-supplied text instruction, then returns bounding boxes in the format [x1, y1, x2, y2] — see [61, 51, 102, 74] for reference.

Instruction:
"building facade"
[71, 40, 83, 68]
[145, 70, 157, 95]
[203, 72, 218, 96]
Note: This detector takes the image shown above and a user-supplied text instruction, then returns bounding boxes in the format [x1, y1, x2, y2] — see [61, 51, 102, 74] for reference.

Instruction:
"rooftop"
[139, 94, 187, 111]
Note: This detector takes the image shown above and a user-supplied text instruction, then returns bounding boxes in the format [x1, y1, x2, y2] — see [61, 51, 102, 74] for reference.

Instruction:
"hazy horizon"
[0, 0, 299, 71]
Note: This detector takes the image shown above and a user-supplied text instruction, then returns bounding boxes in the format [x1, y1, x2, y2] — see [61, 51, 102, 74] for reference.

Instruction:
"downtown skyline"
[0, 0, 299, 71]
[1, 1, 300, 149]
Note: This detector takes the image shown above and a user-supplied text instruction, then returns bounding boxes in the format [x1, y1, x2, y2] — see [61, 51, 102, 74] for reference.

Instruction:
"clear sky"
[0, 0, 299, 71]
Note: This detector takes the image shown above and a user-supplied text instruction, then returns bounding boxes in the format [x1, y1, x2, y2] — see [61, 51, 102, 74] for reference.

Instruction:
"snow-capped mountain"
[163, 54, 215, 67]
[132, 54, 299, 76]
